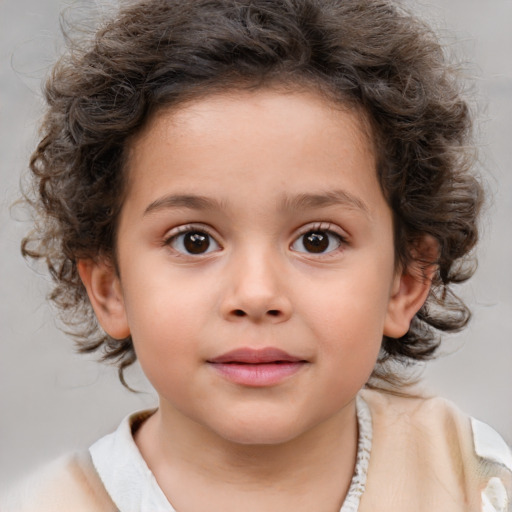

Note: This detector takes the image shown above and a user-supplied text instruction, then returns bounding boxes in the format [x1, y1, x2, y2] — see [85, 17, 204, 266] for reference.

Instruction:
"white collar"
[89, 396, 372, 512]
[90, 409, 174, 512]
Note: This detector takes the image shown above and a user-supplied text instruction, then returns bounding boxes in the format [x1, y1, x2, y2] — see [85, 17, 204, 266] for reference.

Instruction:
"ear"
[77, 259, 130, 340]
[384, 236, 438, 339]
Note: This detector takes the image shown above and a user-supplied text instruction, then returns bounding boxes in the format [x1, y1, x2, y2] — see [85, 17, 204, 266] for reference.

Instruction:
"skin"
[79, 89, 432, 512]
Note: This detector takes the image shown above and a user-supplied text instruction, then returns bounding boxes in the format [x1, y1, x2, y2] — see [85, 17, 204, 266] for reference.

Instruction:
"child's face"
[85, 89, 423, 445]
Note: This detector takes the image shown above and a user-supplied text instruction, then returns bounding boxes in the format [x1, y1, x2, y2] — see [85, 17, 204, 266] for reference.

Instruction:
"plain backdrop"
[1, 0, 511, 488]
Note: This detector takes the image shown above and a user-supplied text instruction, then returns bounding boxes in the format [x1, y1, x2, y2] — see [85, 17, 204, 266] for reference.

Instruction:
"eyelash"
[162, 222, 348, 258]
[290, 223, 348, 257]
[163, 224, 221, 256]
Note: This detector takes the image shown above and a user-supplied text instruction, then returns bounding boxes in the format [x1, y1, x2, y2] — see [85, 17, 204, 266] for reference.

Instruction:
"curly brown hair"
[22, 0, 483, 389]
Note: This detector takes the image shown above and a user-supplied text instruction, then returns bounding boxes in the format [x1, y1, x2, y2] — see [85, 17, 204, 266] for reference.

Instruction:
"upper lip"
[208, 347, 304, 364]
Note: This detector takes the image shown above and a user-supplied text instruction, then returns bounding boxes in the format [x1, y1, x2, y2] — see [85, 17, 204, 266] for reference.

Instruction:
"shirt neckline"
[90, 395, 372, 512]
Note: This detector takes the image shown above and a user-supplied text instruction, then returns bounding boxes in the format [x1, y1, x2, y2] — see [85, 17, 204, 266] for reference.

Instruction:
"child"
[4, 0, 512, 510]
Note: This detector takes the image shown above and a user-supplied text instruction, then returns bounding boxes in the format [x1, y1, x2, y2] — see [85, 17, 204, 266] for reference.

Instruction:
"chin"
[220, 429, 301, 446]
[208, 415, 311, 446]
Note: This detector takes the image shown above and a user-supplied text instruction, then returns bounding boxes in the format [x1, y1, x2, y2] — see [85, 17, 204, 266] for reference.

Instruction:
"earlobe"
[77, 259, 130, 340]
[384, 236, 438, 339]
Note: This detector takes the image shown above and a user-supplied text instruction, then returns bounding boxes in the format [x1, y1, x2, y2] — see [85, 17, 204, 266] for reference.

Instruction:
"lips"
[208, 347, 303, 364]
[207, 347, 307, 386]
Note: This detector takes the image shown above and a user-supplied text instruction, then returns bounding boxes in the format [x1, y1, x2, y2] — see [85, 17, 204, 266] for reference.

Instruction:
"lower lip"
[208, 362, 306, 387]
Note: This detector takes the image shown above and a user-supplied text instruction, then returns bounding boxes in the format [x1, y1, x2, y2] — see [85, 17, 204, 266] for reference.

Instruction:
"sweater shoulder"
[0, 451, 117, 512]
[360, 388, 512, 512]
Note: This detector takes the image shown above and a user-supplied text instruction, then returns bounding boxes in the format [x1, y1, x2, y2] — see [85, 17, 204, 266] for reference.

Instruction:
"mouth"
[207, 347, 308, 387]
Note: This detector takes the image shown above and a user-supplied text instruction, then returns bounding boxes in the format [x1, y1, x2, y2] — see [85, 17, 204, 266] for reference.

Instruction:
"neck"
[135, 399, 359, 512]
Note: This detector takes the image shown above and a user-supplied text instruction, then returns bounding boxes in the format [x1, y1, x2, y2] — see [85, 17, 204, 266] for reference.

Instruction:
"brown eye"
[184, 232, 210, 254]
[291, 229, 344, 254]
[303, 231, 329, 253]
[169, 229, 220, 255]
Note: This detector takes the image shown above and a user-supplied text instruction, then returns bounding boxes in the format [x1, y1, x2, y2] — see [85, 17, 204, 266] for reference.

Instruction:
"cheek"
[121, 275, 215, 370]
[123, 265, 214, 329]
[303, 271, 392, 339]
[298, 268, 391, 378]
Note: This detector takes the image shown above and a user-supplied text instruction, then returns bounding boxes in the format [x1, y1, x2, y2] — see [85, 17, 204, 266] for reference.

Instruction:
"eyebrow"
[282, 189, 370, 216]
[143, 189, 370, 217]
[143, 194, 223, 216]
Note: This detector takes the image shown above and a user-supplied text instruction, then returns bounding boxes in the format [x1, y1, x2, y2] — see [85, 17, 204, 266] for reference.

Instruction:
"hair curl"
[22, 0, 483, 389]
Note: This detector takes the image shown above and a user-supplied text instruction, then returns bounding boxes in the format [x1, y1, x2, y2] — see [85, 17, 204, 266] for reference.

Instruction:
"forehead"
[123, 88, 383, 216]
[138, 87, 370, 136]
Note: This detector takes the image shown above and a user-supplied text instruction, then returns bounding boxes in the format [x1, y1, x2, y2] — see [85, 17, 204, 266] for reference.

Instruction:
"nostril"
[234, 309, 246, 317]
[267, 310, 280, 317]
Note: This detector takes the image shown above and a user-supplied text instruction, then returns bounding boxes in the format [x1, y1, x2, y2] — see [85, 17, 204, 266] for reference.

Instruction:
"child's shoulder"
[360, 388, 512, 512]
[0, 450, 116, 512]
[361, 387, 511, 462]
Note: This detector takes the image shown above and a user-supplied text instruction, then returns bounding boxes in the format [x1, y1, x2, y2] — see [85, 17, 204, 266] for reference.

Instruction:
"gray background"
[1, 0, 511, 488]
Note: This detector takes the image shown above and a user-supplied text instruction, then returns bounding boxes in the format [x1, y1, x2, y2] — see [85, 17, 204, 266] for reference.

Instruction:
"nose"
[220, 249, 292, 324]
